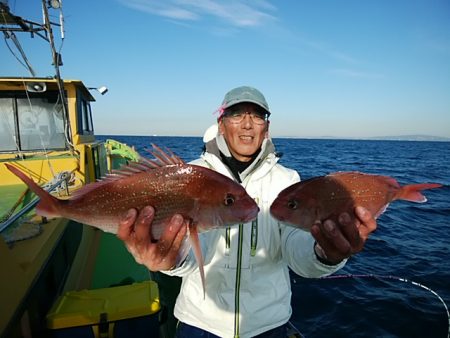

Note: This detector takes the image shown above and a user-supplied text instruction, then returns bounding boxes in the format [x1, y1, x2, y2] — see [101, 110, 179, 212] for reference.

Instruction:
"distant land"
[278, 135, 450, 142]
[365, 135, 450, 142]
[99, 134, 450, 142]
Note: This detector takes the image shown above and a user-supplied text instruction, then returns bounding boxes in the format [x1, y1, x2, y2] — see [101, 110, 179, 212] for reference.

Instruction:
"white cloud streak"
[118, 0, 276, 27]
[118, 0, 375, 73]
[330, 68, 385, 79]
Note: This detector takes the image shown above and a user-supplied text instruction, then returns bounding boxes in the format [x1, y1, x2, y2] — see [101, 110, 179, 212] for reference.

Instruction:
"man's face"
[218, 103, 269, 162]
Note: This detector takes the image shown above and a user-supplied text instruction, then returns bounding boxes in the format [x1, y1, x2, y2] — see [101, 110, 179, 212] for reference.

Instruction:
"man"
[117, 86, 377, 337]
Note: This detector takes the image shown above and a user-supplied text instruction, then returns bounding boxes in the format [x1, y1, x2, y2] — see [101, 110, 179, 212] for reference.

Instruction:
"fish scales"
[317, 175, 397, 210]
[62, 165, 213, 235]
[270, 171, 442, 231]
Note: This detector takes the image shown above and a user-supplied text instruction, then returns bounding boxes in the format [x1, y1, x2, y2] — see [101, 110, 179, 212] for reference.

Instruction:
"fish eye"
[287, 199, 298, 210]
[224, 194, 235, 206]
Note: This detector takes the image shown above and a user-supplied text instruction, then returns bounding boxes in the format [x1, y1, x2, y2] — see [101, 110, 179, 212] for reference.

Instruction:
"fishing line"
[320, 273, 450, 337]
[21, 80, 58, 175]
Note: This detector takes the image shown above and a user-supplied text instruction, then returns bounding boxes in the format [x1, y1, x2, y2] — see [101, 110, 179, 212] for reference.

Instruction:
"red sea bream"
[6, 144, 259, 296]
[270, 171, 441, 230]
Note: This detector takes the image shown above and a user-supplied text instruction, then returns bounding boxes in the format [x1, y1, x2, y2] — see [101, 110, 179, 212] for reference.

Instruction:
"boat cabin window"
[0, 91, 67, 152]
[77, 91, 94, 135]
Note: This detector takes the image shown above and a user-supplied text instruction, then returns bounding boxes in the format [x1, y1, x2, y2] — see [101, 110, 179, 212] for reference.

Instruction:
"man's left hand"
[310, 206, 377, 265]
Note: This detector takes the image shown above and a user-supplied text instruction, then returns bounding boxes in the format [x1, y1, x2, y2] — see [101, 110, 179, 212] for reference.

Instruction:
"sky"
[2, 0, 450, 139]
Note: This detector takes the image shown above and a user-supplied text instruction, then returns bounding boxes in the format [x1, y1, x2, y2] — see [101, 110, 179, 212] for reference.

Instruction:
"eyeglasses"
[223, 108, 269, 125]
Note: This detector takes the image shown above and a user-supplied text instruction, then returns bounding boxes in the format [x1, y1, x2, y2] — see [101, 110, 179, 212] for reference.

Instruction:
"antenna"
[59, 1, 64, 39]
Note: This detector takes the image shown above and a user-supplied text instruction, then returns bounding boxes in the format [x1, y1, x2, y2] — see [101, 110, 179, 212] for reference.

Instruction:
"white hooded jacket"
[164, 129, 346, 337]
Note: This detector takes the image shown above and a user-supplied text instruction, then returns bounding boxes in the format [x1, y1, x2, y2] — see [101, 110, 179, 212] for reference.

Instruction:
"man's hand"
[310, 206, 377, 265]
[117, 206, 188, 271]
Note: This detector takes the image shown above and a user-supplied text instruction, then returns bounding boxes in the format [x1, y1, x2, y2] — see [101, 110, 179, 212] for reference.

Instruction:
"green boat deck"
[91, 233, 150, 289]
[0, 184, 33, 219]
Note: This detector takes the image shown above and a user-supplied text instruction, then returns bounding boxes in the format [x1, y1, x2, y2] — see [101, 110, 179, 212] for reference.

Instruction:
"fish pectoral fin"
[175, 235, 191, 267]
[188, 225, 206, 299]
[374, 203, 389, 219]
[314, 207, 321, 221]
[192, 198, 201, 214]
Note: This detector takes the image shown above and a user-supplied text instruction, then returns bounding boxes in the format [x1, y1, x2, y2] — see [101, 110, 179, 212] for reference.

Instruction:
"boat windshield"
[0, 91, 67, 152]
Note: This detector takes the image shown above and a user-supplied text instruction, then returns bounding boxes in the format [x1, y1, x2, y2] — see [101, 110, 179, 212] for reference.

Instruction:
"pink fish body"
[270, 171, 442, 231]
[6, 144, 259, 297]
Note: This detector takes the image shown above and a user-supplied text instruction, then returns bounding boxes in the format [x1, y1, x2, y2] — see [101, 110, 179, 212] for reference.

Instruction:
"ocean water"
[99, 135, 450, 338]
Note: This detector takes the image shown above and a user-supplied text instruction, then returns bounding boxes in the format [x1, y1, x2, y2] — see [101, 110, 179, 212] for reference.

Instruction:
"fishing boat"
[0, 2, 154, 337]
[1, 2, 305, 337]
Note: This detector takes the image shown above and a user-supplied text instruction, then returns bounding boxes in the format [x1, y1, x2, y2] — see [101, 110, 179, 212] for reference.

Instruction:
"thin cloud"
[301, 37, 360, 64]
[118, 1, 363, 66]
[426, 38, 450, 56]
[415, 29, 450, 56]
[119, 0, 199, 20]
[331, 68, 385, 79]
[118, 0, 277, 27]
[328, 50, 359, 65]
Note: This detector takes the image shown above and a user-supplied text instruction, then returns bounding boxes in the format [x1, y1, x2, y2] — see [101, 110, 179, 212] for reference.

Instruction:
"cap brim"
[225, 99, 270, 115]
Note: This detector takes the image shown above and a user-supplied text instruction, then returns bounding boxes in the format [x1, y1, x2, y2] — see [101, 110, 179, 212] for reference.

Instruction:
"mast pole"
[41, 0, 74, 150]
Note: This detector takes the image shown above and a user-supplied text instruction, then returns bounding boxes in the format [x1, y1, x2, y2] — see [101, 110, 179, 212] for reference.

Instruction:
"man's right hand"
[117, 206, 188, 271]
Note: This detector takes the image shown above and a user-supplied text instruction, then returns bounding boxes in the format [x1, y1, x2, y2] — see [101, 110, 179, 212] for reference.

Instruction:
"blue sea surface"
[99, 135, 450, 338]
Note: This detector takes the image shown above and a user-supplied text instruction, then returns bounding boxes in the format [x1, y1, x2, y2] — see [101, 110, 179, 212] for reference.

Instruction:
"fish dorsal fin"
[111, 143, 185, 178]
[329, 171, 401, 188]
[70, 144, 185, 199]
[146, 143, 185, 165]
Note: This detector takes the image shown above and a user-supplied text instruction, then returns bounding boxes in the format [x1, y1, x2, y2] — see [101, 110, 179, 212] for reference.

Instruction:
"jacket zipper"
[233, 223, 244, 338]
[250, 197, 259, 257]
[233, 178, 259, 337]
[204, 156, 264, 337]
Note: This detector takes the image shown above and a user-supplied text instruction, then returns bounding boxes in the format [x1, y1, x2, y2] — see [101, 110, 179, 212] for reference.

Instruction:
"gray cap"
[221, 86, 270, 114]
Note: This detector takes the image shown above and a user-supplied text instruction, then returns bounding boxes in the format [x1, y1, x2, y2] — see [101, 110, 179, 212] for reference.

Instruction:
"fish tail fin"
[396, 183, 442, 203]
[188, 225, 206, 299]
[5, 164, 61, 218]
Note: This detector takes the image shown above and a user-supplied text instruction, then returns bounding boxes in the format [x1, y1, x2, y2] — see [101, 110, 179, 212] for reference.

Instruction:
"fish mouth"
[269, 203, 285, 222]
[243, 197, 260, 221]
[227, 205, 259, 225]
[270, 212, 285, 222]
[241, 205, 259, 222]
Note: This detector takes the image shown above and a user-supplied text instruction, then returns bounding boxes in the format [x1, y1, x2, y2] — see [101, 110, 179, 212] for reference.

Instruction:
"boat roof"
[0, 77, 95, 101]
